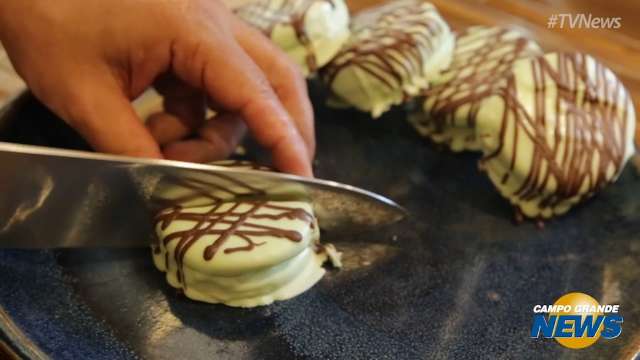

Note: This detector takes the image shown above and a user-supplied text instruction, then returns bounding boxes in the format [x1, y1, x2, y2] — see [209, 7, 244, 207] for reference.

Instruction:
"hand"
[0, 0, 315, 176]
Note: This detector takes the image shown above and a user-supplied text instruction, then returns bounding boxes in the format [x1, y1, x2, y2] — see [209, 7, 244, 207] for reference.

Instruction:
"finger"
[58, 73, 162, 158]
[170, 32, 312, 176]
[163, 113, 246, 162]
[199, 112, 247, 154]
[153, 74, 206, 139]
[146, 111, 188, 145]
[231, 17, 315, 158]
[146, 98, 219, 146]
[163, 139, 226, 163]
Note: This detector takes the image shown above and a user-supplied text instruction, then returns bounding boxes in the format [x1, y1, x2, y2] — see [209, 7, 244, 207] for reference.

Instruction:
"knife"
[0, 142, 407, 248]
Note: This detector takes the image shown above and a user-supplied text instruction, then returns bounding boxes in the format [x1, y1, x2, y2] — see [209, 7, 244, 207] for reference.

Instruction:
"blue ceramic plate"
[1, 93, 640, 359]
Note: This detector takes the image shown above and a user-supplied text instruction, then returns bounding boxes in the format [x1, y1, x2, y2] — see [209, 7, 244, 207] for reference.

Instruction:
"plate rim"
[0, 304, 49, 360]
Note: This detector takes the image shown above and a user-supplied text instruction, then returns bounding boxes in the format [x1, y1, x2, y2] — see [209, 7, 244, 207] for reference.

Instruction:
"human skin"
[0, 0, 314, 176]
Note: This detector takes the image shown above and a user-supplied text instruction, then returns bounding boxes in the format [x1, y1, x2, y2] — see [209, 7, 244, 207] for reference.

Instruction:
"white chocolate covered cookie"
[152, 201, 329, 307]
[476, 52, 636, 219]
[322, 0, 454, 117]
[151, 161, 339, 307]
[409, 26, 542, 151]
[235, 0, 350, 76]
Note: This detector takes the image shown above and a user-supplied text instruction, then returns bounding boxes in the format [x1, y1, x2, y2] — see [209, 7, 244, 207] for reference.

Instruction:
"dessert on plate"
[235, 0, 351, 76]
[151, 161, 340, 307]
[408, 26, 542, 151]
[475, 52, 636, 219]
[322, 0, 454, 117]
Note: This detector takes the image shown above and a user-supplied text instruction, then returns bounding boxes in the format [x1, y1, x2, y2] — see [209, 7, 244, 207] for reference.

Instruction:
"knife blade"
[0, 142, 407, 248]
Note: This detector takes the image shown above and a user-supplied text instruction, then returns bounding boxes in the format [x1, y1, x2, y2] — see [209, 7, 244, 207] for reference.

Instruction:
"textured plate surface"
[0, 89, 639, 359]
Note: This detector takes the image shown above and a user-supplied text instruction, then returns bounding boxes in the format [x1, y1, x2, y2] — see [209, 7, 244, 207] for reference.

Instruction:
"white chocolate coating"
[476, 52, 636, 219]
[409, 26, 541, 151]
[235, 0, 350, 76]
[323, 0, 454, 117]
[152, 201, 330, 307]
[151, 161, 339, 307]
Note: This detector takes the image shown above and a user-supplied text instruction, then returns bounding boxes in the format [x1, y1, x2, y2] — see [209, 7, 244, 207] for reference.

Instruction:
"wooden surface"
[348, 0, 640, 144]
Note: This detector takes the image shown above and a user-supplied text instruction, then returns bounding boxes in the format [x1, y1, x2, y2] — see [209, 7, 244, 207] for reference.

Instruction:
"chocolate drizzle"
[235, 0, 338, 72]
[322, 0, 449, 100]
[410, 26, 542, 149]
[155, 201, 315, 287]
[152, 160, 317, 287]
[481, 52, 634, 218]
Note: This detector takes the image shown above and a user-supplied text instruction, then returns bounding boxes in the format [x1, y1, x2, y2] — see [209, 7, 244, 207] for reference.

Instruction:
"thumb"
[58, 74, 162, 158]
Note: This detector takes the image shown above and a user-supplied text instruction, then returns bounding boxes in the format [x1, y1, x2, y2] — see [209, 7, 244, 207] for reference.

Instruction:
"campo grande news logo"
[530, 292, 623, 349]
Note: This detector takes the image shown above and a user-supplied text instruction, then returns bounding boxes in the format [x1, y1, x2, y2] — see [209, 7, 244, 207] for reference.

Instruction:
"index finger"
[171, 35, 312, 176]
[231, 17, 316, 158]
